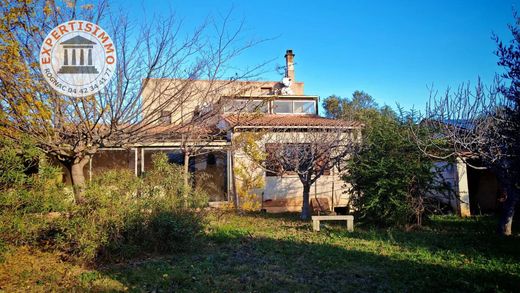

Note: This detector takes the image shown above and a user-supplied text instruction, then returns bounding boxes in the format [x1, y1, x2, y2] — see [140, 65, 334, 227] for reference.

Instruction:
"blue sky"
[111, 0, 519, 112]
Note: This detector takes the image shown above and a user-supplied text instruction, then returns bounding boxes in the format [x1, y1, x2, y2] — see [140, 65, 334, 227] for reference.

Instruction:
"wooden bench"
[311, 215, 354, 232]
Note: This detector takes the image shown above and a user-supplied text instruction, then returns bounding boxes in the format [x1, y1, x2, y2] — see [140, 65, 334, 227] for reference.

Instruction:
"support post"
[229, 149, 238, 209]
[141, 148, 145, 174]
[226, 149, 232, 201]
[456, 158, 471, 217]
[134, 148, 138, 176]
[331, 168, 336, 214]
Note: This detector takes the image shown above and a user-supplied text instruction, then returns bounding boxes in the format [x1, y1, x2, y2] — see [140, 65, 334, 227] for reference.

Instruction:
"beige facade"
[83, 49, 362, 213]
[141, 78, 305, 125]
[235, 158, 351, 213]
[140, 48, 304, 126]
[230, 130, 358, 213]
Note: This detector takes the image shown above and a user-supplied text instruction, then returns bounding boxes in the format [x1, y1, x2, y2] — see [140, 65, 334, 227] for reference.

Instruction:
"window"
[294, 101, 315, 114]
[265, 143, 331, 176]
[273, 101, 293, 113]
[159, 110, 172, 124]
[224, 99, 268, 113]
[272, 100, 316, 114]
[314, 150, 331, 176]
[260, 87, 272, 95]
[167, 151, 184, 164]
[265, 143, 283, 176]
[224, 100, 244, 112]
[246, 101, 268, 113]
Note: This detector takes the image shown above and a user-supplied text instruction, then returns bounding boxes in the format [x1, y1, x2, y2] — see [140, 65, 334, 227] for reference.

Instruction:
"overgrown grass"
[1, 212, 518, 292]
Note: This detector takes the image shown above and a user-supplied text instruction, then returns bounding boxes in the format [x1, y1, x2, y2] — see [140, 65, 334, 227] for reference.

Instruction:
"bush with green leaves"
[0, 137, 42, 189]
[0, 137, 70, 246]
[0, 149, 208, 263]
[344, 113, 449, 227]
[142, 153, 209, 208]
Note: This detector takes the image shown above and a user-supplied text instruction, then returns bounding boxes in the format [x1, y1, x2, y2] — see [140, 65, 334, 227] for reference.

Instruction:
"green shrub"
[0, 137, 68, 214]
[0, 151, 208, 263]
[145, 210, 204, 252]
[0, 141, 70, 246]
[57, 154, 207, 262]
[345, 113, 449, 227]
[0, 136, 41, 189]
[143, 153, 209, 208]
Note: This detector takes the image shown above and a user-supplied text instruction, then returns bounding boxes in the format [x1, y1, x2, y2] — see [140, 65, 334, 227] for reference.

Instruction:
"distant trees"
[0, 1, 261, 202]
[322, 90, 381, 121]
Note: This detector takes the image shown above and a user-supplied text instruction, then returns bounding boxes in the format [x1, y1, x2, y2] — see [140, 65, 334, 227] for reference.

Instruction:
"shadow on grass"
[426, 215, 500, 233]
[84, 217, 520, 292]
[328, 215, 520, 262]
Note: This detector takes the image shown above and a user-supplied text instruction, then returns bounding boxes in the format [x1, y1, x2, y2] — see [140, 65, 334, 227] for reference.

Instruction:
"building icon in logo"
[58, 36, 99, 74]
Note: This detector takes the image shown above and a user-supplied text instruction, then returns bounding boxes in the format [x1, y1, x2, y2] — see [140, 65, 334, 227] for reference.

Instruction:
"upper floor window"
[273, 100, 315, 114]
[273, 101, 293, 113]
[224, 99, 268, 113]
[294, 101, 315, 114]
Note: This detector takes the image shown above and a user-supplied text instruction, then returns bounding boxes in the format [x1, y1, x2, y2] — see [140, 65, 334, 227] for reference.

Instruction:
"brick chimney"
[284, 49, 295, 81]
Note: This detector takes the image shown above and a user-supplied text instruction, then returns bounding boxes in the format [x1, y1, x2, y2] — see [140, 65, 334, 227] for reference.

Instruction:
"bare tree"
[236, 126, 359, 220]
[0, 1, 265, 202]
[410, 79, 518, 234]
[409, 13, 520, 235]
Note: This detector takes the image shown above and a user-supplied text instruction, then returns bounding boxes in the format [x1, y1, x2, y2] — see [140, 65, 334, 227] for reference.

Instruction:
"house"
[434, 157, 502, 217]
[83, 50, 362, 212]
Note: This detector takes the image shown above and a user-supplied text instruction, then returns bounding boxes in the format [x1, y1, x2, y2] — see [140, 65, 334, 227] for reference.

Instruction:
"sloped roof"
[144, 123, 222, 139]
[223, 114, 363, 129]
[441, 119, 475, 130]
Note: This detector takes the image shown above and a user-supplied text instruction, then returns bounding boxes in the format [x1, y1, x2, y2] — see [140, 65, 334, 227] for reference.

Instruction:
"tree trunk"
[301, 184, 311, 220]
[498, 183, 518, 236]
[69, 156, 90, 204]
[183, 151, 190, 207]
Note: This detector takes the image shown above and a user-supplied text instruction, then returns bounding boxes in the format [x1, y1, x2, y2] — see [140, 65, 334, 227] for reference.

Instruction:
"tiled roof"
[146, 123, 221, 137]
[223, 114, 363, 128]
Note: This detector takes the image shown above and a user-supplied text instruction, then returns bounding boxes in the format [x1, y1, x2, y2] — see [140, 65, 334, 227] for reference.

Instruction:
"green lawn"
[1, 212, 519, 292]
